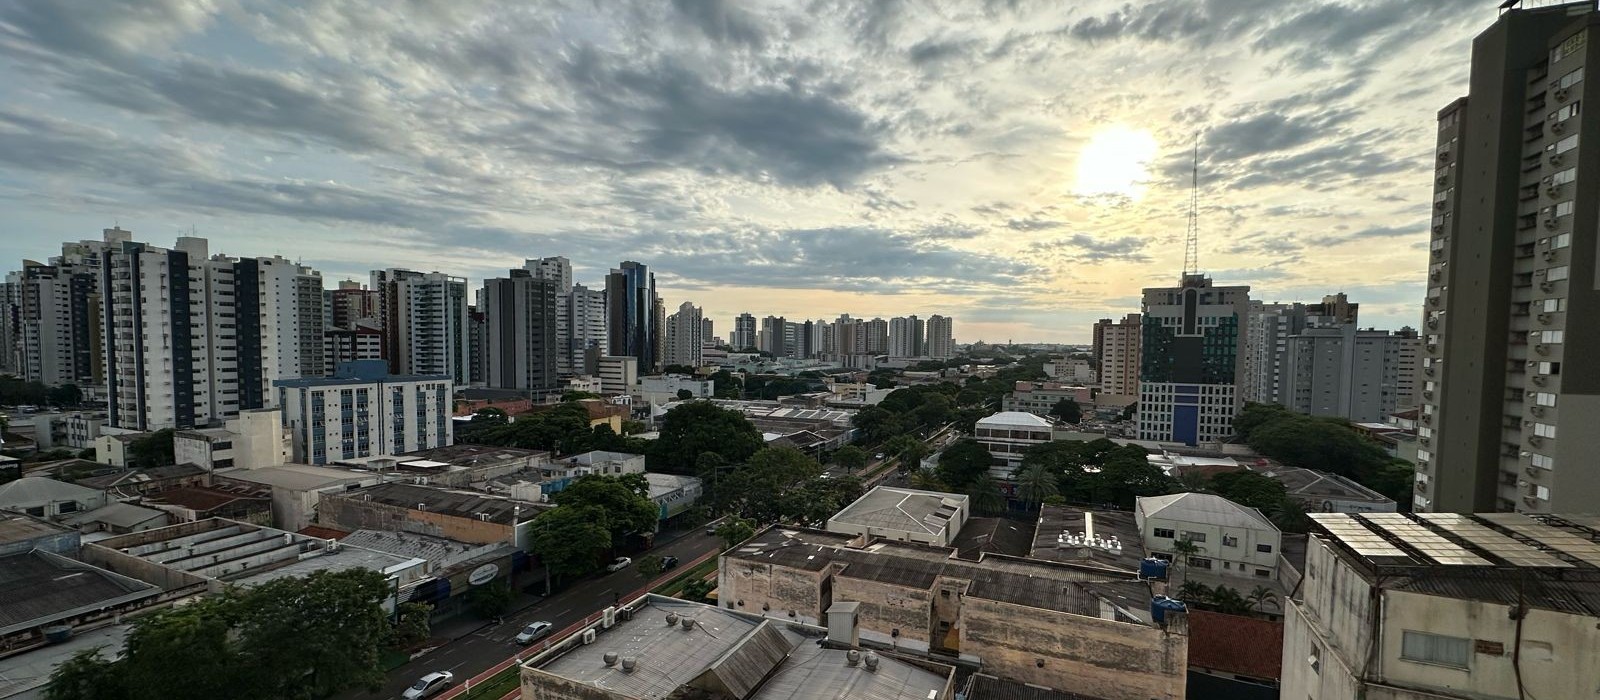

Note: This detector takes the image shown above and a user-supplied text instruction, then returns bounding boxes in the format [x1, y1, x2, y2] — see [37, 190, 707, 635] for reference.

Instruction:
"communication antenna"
[1183, 136, 1200, 277]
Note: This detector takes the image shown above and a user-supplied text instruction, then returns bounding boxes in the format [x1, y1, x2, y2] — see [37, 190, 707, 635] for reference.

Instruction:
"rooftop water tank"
[1139, 557, 1170, 581]
[1150, 595, 1187, 625]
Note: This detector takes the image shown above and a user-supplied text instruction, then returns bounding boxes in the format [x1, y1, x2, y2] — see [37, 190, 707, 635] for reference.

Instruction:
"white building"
[645, 473, 703, 522]
[173, 408, 290, 471]
[925, 315, 955, 359]
[597, 356, 638, 395]
[1097, 313, 1141, 399]
[634, 374, 714, 406]
[1283, 512, 1600, 700]
[0, 477, 107, 518]
[826, 485, 970, 547]
[373, 269, 470, 385]
[972, 411, 1056, 479]
[560, 284, 607, 378]
[275, 360, 452, 465]
[888, 315, 925, 359]
[662, 301, 703, 368]
[1135, 492, 1281, 580]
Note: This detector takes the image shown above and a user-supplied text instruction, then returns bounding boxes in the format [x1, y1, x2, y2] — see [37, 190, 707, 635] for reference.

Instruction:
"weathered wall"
[831, 574, 934, 652]
[521, 668, 626, 700]
[81, 542, 210, 592]
[959, 596, 1187, 700]
[319, 495, 512, 544]
[717, 559, 828, 625]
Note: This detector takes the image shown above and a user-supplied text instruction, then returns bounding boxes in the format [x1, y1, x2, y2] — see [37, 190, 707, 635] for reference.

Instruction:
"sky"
[0, 0, 1491, 343]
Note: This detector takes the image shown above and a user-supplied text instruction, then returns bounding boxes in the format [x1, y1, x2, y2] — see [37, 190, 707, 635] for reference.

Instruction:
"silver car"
[515, 621, 553, 645]
[401, 671, 453, 699]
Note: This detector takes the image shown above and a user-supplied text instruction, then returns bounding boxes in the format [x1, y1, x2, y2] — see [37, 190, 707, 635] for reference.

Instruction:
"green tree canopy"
[935, 439, 993, 491]
[529, 505, 612, 581]
[832, 445, 868, 471]
[1208, 470, 1290, 512]
[553, 474, 660, 542]
[715, 516, 757, 549]
[1049, 398, 1081, 424]
[653, 401, 764, 474]
[128, 429, 175, 468]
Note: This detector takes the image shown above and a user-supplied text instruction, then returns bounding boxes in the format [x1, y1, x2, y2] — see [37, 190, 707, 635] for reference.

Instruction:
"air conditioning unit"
[1540, 281, 1556, 292]
[1438, 150, 1451, 161]
[1430, 270, 1441, 282]
[1546, 185, 1563, 197]
[1432, 224, 1445, 234]
[1436, 175, 1448, 185]
[1550, 153, 1564, 166]
[1535, 343, 1550, 355]
[1527, 467, 1541, 477]
[1551, 120, 1566, 133]
[1517, 479, 1530, 488]
[1542, 249, 1558, 261]
[1532, 375, 1547, 386]
[1529, 436, 1544, 447]
[1555, 88, 1570, 102]
[582, 629, 597, 645]
[1544, 217, 1559, 229]
[1523, 419, 1535, 427]
[1531, 406, 1546, 417]
[1537, 313, 1552, 324]
[1435, 200, 1448, 210]
[1425, 366, 1436, 376]
[602, 606, 617, 629]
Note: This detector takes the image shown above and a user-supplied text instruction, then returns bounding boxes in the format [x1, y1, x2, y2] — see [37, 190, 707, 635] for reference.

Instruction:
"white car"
[402, 671, 453, 699]
[606, 556, 632, 572]
[515, 621, 553, 645]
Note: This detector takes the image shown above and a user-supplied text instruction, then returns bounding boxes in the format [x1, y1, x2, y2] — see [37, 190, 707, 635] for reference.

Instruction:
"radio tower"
[1182, 136, 1200, 277]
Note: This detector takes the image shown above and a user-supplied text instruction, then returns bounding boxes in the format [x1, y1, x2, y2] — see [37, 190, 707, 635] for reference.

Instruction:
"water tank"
[43, 625, 72, 644]
[1150, 595, 1187, 625]
[1139, 557, 1170, 581]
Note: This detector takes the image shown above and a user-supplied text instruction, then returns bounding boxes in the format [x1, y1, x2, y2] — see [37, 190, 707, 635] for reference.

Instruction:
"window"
[25, 506, 44, 517]
[1182, 532, 1207, 543]
[1257, 543, 1274, 554]
[1557, 65, 1585, 90]
[1534, 423, 1557, 439]
[1401, 631, 1470, 668]
[1542, 298, 1564, 312]
[1552, 167, 1577, 185]
[1153, 527, 1175, 539]
[1550, 233, 1571, 249]
[1555, 201, 1574, 217]
[57, 501, 79, 514]
[1187, 557, 1213, 569]
[1532, 454, 1554, 470]
[1255, 568, 1271, 578]
[1550, 101, 1582, 122]
[1555, 134, 1581, 153]
[1547, 265, 1569, 282]
[1223, 535, 1239, 547]
[1553, 31, 1587, 64]
[1535, 392, 1558, 407]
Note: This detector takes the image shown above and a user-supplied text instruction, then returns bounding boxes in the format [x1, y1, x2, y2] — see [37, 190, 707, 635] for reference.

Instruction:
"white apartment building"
[925, 315, 955, 359]
[560, 284, 607, 378]
[1097, 313, 1141, 399]
[634, 374, 714, 406]
[1135, 492, 1281, 580]
[662, 301, 703, 368]
[1284, 511, 1600, 700]
[11, 261, 82, 388]
[275, 359, 453, 465]
[972, 411, 1055, 480]
[888, 315, 925, 358]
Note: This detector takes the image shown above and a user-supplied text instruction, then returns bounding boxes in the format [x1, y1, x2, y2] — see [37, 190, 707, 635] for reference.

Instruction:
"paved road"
[348, 529, 723, 700]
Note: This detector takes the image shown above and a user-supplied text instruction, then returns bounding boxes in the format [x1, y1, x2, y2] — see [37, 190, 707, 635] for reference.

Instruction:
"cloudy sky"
[1, 0, 1489, 343]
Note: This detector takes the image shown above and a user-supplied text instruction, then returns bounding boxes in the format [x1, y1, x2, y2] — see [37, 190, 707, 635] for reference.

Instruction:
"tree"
[661, 364, 697, 375]
[908, 470, 948, 491]
[45, 649, 130, 700]
[962, 472, 1005, 515]
[832, 445, 868, 471]
[529, 506, 612, 584]
[715, 516, 756, 550]
[553, 474, 660, 543]
[636, 554, 665, 580]
[1014, 462, 1060, 508]
[1247, 585, 1280, 615]
[1208, 470, 1290, 512]
[47, 383, 83, 407]
[885, 435, 930, 472]
[1120, 402, 1137, 421]
[466, 583, 513, 619]
[561, 391, 601, 402]
[1049, 398, 1081, 424]
[682, 579, 715, 602]
[653, 402, 764, 474]
[709, 370, 743, 399]
[391, 603, 433, 649]
[1169, 539, 1202, 586]
[730, 446, 824, 522]
[127, 429, 175, 468]
[935, 439, 992, 491]
[1176, 580, 1211, 604]
[676, 389, 694, 401]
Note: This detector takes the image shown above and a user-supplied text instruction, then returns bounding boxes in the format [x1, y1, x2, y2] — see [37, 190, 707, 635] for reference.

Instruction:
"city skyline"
[0, 1, 1498, 342]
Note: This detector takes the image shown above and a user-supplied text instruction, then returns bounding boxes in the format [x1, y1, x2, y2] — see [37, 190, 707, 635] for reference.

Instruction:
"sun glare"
[1074, 126, 1158, 199]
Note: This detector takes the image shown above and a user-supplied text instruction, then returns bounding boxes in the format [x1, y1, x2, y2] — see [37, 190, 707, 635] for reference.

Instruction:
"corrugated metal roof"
[754, 640, 949, 700]
[701, 621, 797, 698]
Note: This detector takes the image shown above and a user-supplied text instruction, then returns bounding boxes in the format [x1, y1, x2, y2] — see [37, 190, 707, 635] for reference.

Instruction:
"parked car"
[515, 621, 554, 645]
[661, 555, 680, 570]
[606, 556, 632, 572]
[402, 671, 453, 699]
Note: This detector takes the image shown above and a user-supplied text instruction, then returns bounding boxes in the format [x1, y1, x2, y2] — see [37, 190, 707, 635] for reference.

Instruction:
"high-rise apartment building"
[372, 269, 470, 385]
[701, 317, 715, 347]
[925, 315, 955, 359]
[0, 279, 19, 376]
[1417, 5, 1600, 514]
[759, 315, 787, 356]
[330, 279, 379, 330]
[862, 318, 889, 354]
[888, 315, 925, 358]
[561, 283, 607, 378]
[731, 313, 757, 350]
[1280, 325, 1419, 423]
[1244, 294, 1366, 407]
[1098, 313, 1141, 399]
[605, 261, 659, 372]
[325, 321, 383, 371]
[663, 301, 704, 368]
[524, 256, 572, 293]
[275, 360, 452, 465]
[1138, 274, 1250, 446]
[11, 261, 85, 388]
[483, 269, 559, 391]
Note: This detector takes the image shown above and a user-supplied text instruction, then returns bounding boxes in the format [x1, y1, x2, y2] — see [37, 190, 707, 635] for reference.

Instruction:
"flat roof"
[214, 464, 368, 491]
[0, 623, 130, 698]
[828, 486, 967, 538]
[1030, 505, 1145, 572]
[1263, 465, 1392, 503]
[951, 516, 1036, 559]
[334, 482, 546, 524]
[95, 519, 423, 588]
[399, 443, 549, 466]
[0, 511, 73, 546]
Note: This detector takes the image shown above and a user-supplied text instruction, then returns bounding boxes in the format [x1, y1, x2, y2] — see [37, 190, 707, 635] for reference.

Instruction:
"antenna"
[1183, 135, 1200, 277]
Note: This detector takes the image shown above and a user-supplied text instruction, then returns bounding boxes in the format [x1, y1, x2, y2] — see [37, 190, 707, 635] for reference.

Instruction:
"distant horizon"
[0, 1, 1492, 342]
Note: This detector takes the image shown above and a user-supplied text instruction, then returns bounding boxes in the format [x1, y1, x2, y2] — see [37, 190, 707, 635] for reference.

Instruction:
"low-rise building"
[58, 501, 172, 535]
[535, 450, 648, 495]
[1259, 465, 1396, 514]
[1284, 512, 1600, 700]
[825, 486, 970, 547]
[77, 463, 208, 498]
[211, 463, 379, 531]
[318, 482, 548, 547]
[644, 473, 702, 523]
[973, 411, 1056, 479]
[171, 408, 289, 471]
[1002, 381, 1095, 417]
[0, 477, 106, 518]
[143, 484, 274, 525]
[633, 374, 715, 406]
[718, 526, 1189, 699]
[596, 355, 638, 395]
[0, 549, 161, 659]
[1136, 493, 1282, 581]
[520, 595, 957, 700]
[0, 512, 80, 557]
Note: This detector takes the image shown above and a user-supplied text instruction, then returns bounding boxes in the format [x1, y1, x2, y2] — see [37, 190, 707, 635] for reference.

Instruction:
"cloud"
[670, 0, 768, 48]
[1030, 234, 1151, 263]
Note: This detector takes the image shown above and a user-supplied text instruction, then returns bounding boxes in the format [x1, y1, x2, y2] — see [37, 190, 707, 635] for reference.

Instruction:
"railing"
[437, 547, 720, 699]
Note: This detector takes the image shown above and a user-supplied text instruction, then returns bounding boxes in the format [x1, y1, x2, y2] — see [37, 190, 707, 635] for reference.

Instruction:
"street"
[347, 528, 722, 700]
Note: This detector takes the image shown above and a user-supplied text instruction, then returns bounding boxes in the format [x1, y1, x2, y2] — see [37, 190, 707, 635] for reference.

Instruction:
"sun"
[1074, 126, 1159, 199]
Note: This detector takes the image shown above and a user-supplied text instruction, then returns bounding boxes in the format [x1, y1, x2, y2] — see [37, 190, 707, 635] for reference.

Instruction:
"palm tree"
[964, 472, 1005, 515]
[1247, 585, 1281, 615]
[1014, 462, 1059, 509]
[1176, 580, 1212, 604]
[1169, 538, 1202, 586]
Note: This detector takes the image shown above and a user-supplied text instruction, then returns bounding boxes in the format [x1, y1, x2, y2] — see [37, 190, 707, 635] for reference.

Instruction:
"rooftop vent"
[846, 650, 861, 666]
[665, 612, 680, 627]
[862, 652, 879, 672]
[680, 616, 696, 631]
[603, 652, 619, 667]
[620, 656, 637, 673]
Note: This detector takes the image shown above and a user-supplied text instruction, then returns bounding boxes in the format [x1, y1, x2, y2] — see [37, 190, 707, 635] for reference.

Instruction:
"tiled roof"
[1185, 609, 1284, 680]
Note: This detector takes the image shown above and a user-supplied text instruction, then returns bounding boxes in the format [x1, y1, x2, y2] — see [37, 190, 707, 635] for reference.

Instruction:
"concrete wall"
[319, 495, 512, 544]
[0, 527, 79, 557]
[960, 595, 1187, 700]
[81, 541, 210, 593]
[1143, 515, 1281, 578]
[716, 559, 830, 626]
[831, 574, 935, 652]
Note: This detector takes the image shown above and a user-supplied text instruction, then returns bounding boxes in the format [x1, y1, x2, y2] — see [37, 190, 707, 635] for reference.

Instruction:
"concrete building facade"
[597, 355, 638, 395]
[662, 301, 703, 368]
[888, 315, 925, 359]
[275, 360, 452, 465]
[730, 312, 757, 351]
[1136, 493, 1282, 580]
[1417, 5, 1600, 514]
[1098, 313, 1142, 399]
[483, 269, 559, 391]
[559, 283, 607, 378]
[925, 315, 955, 359]
[1138, 275, 1250, 446]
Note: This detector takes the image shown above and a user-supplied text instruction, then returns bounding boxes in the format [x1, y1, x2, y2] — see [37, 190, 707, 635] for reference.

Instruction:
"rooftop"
[1309, 512, 1600, 616]
[145, 485, 270, 512]
[528, 596, 952, 700]
[1136, 492, 1277, 532]
[0, 476, 101, 505]
[975, 411, 1055, 429]
[951, 516, 1036, 560]
[338, 529, 505, 568]
[60, 502, 169, 529]
[828, 486, 968, 538]
[77, 463, 207, 490]
[0, 623, 129, 698]
[0, 511, 73, 546]
[0, 550, 160, 636]
[1261, 465, 1392, 504]
[965, 673, 1103, 700]
[398, 443, 549, 467]
[1030, 505, 1145, 572]
[336, 482, 546, 524]
[92, 518, 424, 588]
[214, 463, 370, 491]
[1185, 610, 1284, 680]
